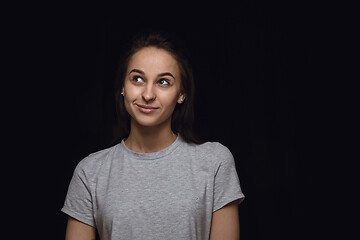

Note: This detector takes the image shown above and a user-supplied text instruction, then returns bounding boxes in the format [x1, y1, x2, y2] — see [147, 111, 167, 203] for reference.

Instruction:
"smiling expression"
[122, 47, 185, 128]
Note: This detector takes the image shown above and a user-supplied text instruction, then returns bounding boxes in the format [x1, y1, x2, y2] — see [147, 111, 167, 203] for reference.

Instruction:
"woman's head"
[122, 46, 185, 129]
[115, 32, 201, 143]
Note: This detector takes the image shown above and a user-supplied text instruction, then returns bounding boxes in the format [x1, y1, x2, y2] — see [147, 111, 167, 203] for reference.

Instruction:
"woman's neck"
[124, 120, 177, 153]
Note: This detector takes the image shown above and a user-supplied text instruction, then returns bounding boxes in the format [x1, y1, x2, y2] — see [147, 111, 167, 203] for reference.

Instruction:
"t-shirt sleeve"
[61, 160, 96, 227]
[213, 144, 245, 212]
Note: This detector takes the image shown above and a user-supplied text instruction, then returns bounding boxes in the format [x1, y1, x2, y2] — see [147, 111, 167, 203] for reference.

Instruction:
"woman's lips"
[136, 104, 159, 113]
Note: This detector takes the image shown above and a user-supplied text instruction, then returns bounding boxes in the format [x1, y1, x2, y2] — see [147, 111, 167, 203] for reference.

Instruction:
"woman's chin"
[131, 116, 169, 128]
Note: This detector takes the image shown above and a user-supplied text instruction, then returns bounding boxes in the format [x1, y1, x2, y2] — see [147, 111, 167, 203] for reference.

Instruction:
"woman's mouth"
[135, 104, 159, 113]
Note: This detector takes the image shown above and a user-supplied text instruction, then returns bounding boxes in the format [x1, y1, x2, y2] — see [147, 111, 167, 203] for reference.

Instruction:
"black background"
[7, 1, 342, 239]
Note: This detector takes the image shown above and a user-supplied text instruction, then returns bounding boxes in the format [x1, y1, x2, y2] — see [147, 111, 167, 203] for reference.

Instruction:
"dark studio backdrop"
[13, 1, 334, 239]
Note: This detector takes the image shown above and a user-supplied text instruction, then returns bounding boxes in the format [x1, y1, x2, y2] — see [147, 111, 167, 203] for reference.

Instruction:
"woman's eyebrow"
[129, 69, 144, 75]
[129, 69, 175, 80]
[158, 72, 175, 79]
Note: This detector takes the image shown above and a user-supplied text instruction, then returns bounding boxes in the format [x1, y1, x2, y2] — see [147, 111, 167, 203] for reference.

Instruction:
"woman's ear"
[177, 93, 186, 104]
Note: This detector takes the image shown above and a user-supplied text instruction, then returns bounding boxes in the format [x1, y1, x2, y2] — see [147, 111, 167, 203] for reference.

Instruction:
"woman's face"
[123, 47, 185, 128]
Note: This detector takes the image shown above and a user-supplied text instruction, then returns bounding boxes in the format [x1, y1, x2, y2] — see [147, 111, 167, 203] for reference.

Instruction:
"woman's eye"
[159, 79, 170, 85]
[132, 76, 144, 83]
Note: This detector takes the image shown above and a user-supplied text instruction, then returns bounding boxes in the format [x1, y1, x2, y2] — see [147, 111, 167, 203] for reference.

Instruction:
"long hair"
[113, 31, 203, 144]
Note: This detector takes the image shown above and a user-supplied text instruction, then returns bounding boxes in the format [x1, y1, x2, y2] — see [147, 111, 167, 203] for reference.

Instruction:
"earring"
[121, 90, 124, 96]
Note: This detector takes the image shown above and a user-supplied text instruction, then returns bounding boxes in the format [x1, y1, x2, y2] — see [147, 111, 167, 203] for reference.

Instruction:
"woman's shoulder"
[195, 140, 232, 154]
[191, 140, 234, 163]
[74, 143, 121, 175]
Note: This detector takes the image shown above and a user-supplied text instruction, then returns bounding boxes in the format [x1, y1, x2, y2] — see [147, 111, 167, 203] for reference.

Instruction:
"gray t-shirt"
[62, 135, 245, 240]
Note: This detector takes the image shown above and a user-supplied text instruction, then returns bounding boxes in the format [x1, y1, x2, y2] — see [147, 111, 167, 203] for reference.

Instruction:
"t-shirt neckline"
[120, 135, 182, 160]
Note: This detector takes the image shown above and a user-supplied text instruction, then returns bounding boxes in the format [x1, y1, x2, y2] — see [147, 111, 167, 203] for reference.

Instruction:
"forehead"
[127, 47, 179, 75]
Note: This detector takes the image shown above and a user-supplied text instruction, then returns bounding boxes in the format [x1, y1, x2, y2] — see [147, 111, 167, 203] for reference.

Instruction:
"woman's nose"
[142, 85, 156, 102]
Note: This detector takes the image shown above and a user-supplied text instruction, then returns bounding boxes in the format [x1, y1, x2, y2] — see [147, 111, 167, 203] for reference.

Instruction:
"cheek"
[123, 85, 139, 114]
[123, 84, 141, 101]
[158, 91, 179, 110]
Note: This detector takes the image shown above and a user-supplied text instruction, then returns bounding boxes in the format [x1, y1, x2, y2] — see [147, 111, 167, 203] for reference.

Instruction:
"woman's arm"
[209, 201, 240, 240]
[65, 217, 96, 240]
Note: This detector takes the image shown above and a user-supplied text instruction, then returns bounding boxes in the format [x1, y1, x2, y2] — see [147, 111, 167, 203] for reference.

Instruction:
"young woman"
[62, 32, 245, 240]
